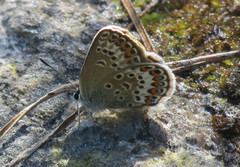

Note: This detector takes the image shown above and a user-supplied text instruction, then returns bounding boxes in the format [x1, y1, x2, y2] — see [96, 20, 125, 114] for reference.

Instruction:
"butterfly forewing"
[80, 26, 157, 99]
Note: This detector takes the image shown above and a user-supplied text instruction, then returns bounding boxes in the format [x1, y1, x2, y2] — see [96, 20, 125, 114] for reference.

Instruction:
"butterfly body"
[79, 25, 175, 111]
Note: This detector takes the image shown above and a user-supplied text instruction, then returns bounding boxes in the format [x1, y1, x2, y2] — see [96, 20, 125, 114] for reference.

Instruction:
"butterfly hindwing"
[86, 63, 175, 110]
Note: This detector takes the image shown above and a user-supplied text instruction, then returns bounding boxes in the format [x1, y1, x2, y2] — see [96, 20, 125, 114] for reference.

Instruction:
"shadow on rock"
[61, 109, 167, 166]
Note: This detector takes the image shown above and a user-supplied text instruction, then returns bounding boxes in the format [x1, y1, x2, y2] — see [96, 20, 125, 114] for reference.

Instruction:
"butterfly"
[76, 25, 175, 111]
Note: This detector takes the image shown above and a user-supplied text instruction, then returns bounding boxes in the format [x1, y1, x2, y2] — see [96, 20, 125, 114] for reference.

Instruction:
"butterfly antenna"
[39, 58, 78, 90]
[39, 58, 59, 75]
[39, 58, 81, 123]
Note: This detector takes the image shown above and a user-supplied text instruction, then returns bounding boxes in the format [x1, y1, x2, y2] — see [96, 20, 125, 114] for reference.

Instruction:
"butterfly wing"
[79, 25, 166, 102]
[84, 63, 175, 110]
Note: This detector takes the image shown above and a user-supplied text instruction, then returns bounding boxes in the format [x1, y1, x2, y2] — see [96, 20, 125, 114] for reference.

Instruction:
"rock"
[0, 0, 239, 167]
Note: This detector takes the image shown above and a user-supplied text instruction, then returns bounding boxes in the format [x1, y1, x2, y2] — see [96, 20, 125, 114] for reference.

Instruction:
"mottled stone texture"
[0, 0, 239, 167]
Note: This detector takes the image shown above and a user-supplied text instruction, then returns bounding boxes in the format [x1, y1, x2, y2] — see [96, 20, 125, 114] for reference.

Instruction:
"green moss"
[52, 147, 63, 160]
[164, 55, 182, 60]
[222, 59, 233, 66]
[220, 99, 228, 104]
[7, 63, 19, 76]
[139, 150, 222, 166]
[133, 0, 151, 7]
[110, 0, 240, 96]
[0, 63, 19, 80]
[37, 106, 59, 119]
[109, 0, 125, 16]
[142, 12, 167, 26]
[190, 83, 197, 88]
[147, 0, 239, 95]
[65, 152, 117, 167]
[207, 75, 217, 81]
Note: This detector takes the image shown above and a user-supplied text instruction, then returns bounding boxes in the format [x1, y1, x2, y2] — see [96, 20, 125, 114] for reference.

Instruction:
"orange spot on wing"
[140, 66, 152, 71]
[145, 95, 159, 106]
[148, 88, 164, 95]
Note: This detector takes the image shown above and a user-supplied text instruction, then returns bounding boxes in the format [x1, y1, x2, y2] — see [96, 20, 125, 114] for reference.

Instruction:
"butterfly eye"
[73, 89, 80, 101]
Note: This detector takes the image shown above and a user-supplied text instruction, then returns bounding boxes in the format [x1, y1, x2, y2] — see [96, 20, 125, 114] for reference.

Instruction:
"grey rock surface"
[0, 0, 239, 167]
